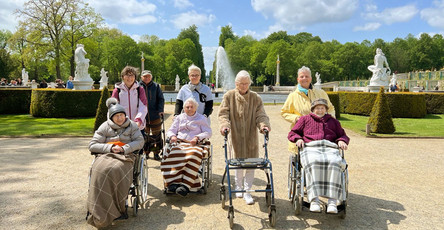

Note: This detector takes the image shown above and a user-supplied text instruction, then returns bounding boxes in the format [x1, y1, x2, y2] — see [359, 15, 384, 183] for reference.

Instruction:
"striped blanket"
[300, 140, 346, 202]
[86, 153, 135, 228]
[161, 141, 210, 192]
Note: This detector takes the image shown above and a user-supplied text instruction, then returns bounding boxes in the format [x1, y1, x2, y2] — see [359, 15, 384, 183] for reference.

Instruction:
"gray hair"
[188, 64, 201, 75]
[184, 97, 199, 108]
[297, 66, 311, 76]
[235, 70, 251, 84]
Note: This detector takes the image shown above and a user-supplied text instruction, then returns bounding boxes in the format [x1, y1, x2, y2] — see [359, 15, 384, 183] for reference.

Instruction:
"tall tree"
[219, 25, 238, 48]
[16, 0, 75, 79]
[177, 25, 206, 76]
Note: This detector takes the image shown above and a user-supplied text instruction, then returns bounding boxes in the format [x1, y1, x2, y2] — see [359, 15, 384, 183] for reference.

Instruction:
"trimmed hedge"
[326, 92, 340, 119]
[30, 89, 103, 117]
[0, 88, 32, 114]
[368, 87, 395, 134]
[425, 93, 444, 114]
[336, 92, 427, 118]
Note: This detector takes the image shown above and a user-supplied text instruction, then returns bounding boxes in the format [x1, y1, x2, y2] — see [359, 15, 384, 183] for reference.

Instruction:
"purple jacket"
[167, 112, 212, 141]
[288, 113, 349, 145]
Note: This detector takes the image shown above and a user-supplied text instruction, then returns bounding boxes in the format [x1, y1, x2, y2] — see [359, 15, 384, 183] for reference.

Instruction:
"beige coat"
[281, 86, 335, 152]
[218, 89, 270, 158]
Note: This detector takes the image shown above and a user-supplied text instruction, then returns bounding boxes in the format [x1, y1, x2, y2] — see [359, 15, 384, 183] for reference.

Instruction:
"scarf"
[298, 84, 308, 95]
[188, 82, 202, 91]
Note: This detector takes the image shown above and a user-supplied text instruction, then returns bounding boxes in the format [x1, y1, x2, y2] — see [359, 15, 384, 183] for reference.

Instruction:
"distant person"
[55, 79, 65, 88]
[140, 70, 165, 160]
[281, 66, 335, 153]
[66, 76, 74, 89]
[175, 64, 213, 122]
[111, 66, 148, 131]
[0, 78, 7, 86]
[39, 80, 48, 88]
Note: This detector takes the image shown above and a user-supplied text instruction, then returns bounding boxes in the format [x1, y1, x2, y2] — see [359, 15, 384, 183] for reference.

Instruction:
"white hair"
[184, 97, 199, 108]
[235, 70, 251, 84]
[298, 66, 311, 76]
[188, 64, 201, 75]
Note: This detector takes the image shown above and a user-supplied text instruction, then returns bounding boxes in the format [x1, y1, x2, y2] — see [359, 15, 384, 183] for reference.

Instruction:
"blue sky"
[1, 0, 444, 71]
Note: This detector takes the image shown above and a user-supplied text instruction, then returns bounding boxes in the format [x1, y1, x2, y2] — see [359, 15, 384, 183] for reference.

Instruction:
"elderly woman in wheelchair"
[161, 97, 212, 197]
[288, 98, 349, 214]
[86, 98, 144, 228]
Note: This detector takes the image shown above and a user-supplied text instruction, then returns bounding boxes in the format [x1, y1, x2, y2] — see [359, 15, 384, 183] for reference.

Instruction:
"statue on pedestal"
[99, 68, 108, 89]
[368, 48, 391, 86]
[175, 74, 180, 91]
[315, 72, 321, 85]
[74, 44, 92, 81]
[22, 68, 29, 86]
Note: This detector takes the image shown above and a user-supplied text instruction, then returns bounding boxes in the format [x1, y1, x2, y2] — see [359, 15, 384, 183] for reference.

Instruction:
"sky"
[1, 0, 444, 72]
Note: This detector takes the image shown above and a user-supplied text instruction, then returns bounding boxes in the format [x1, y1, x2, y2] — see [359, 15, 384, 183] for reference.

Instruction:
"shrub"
[368, 87, 395, 134]
[425, 93, 444, 114]
[0, 88, 32, 114]
[339, 92, 376, 116]
[94, 86, 110, 131]
[30, 89, 102, 117]
[326, 92, 340, 119]
[386, 93, 426, 118]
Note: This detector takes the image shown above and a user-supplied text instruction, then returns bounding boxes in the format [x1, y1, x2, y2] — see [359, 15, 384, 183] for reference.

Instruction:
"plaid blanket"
[161, 141, 210, 192]
[300, 140, 346, 202]
[87, 153, 135, 228]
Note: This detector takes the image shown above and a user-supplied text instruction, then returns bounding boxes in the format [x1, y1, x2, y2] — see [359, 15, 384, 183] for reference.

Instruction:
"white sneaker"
[243, 193, 254, 205]
[327, 198, 338, 214]
[235, 186, 243, 198]
[309, 201, 321, 213]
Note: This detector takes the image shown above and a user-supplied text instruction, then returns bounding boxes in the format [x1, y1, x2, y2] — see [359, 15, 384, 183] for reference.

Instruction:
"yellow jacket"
[280, 86, 335, 152]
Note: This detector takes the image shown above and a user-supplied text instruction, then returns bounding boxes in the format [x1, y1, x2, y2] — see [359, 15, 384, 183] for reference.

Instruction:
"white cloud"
[353, 22, 381, 31]
[174, 0, 193, 9]
[0, 0, 26, 32]
[130, 34, 142, 42]
[421, 0, 444, 29]
[171, 11, 215, 29]
[364, 4, 418, 25]
[251, 0, 358, 29]
[86, 0, 157, 25]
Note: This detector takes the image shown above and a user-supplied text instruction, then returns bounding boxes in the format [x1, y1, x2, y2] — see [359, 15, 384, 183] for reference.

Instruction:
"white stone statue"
[22, 68, 29, 86]
[390, 72, 397, 86]
[368, 48, 391, 86]
[315, 72, 321, 85]
[99, 68, 108, 89]
[175, 74, 180, 91]
[74, 44, 91, 81]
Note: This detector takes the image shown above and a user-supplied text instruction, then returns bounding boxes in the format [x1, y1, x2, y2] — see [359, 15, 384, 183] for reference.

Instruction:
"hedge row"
[30, 89, 104, 118]
[425, 93, 444, 114]
[0, 88, 32, 114]
[326, 92, 340, 119]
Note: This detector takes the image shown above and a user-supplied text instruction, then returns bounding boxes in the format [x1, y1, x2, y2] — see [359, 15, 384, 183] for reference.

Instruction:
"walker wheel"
[266, 191, 272, 207]
[228, 210, 234, 229]
[220, 186, 226, 209]
[269, 207, 276, 227]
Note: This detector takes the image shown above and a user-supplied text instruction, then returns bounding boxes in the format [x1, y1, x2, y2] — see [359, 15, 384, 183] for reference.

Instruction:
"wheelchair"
[143, 114, 166, 158]
[220, 130, 276, 228]
[288, 142, 348, 218]
[162, 138, 213, 195]
[86, 149, 148, 220]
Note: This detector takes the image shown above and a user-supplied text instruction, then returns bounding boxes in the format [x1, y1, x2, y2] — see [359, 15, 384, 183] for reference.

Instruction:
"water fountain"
[215, 46, 235, 91]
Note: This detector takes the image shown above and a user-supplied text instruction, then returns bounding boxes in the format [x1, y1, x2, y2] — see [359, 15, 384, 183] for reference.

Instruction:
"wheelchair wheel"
[269, 206, 276, 227]
[340, 201, 347, 219]
[288, 155, 296, 201]
[220, 186, 226, 209]
[136, 154, 148, 205]
[131, 196, 138, 217]
[228, 208, 234, 229]
[293, 183, 302, 215]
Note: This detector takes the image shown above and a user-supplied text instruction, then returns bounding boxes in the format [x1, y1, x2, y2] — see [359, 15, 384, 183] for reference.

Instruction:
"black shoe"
[154, 153, 161, 161]
[114, 211, 128, 220]
[176, 185, 189, 197]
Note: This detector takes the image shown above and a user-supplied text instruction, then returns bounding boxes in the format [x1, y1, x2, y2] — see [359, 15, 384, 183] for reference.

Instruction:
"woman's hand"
[112, 145, 124, 153]
[296, 139, 304, 148]
[338, 141, 348, 150]
[135, 120, 142, 128]
[190, 136, 198, 146]
[262, 126, 271, 133]
[170, 136, 177, 144]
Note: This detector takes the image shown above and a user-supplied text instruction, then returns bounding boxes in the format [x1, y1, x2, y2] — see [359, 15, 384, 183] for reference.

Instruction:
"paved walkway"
[1, 105, 443, 229]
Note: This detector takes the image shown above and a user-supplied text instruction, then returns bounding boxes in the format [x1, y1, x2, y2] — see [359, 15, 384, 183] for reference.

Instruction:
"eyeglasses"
[190, 74, 200, 77]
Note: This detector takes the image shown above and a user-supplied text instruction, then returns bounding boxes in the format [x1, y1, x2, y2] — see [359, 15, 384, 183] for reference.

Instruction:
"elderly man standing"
[140, 70, 165, 160]
[218, 70, 271, 205]
[281, 66, 335, 153]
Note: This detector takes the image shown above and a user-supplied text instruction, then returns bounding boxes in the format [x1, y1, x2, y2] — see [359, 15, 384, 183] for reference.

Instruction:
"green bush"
[94, 86, 110, 131]
[368, 87, 395, 134]
[30, 89, 102, 117]
[387, 93, 426, 118]
[338, 92, 376, 116]
[326, 92, 340, 119]
[425, 93, 444, 114]
[0, 88, 32, 114]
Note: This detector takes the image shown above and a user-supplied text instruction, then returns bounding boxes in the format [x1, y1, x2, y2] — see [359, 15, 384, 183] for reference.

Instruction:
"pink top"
[112, 82, 148, 130]
[167, 112, 212, 141]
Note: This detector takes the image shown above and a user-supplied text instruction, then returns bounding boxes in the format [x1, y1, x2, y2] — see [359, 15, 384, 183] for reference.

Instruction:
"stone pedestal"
[367, 85, 388, 92]
[313, 84, 322, 90]
[73, 80, 94, 90]
[99, 81, 107, 90]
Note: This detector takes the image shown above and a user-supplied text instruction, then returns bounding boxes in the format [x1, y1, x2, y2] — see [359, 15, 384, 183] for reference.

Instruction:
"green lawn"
[0, 115, 95, 137]
[339, 114, 444, 137]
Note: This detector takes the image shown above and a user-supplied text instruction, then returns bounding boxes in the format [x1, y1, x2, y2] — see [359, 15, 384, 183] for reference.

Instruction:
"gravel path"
[1, 104, 443, 229]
